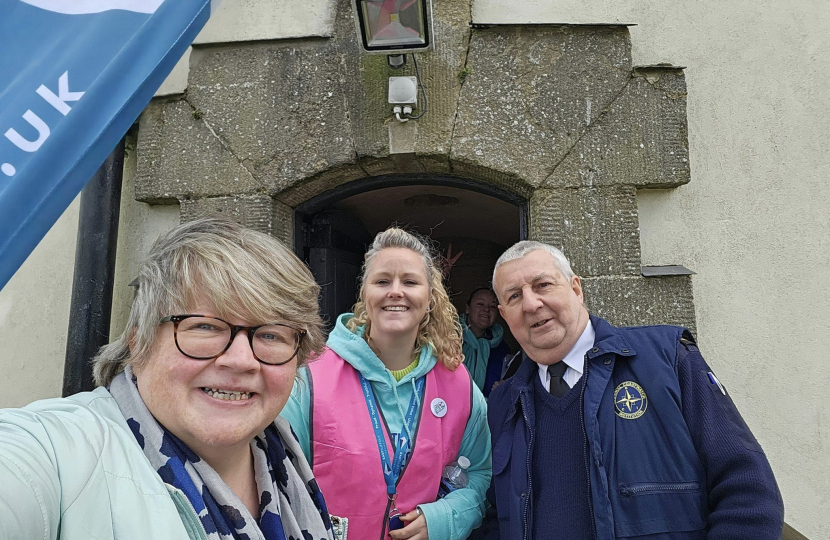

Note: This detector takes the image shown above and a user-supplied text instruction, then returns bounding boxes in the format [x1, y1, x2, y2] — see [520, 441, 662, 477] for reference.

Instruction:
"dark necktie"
[548, 361, 570, 398]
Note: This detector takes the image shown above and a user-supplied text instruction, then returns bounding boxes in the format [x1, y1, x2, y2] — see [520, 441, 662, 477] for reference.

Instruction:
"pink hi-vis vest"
[308, 348, 472, 540]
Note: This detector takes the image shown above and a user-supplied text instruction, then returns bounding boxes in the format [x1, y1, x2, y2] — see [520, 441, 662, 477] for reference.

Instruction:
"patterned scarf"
[461, 314, 504, 392]
[109, 366, 333, 540]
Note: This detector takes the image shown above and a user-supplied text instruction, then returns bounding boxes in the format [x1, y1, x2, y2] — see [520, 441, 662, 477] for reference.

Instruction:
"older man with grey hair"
[487, 240, 783, 540]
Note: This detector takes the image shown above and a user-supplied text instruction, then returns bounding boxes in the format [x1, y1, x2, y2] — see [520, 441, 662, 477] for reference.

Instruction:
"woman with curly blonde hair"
[282, 228, 491, 540]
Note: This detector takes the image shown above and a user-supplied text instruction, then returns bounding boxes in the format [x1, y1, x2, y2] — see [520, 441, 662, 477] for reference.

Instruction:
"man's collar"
[561, 320, 595, 373]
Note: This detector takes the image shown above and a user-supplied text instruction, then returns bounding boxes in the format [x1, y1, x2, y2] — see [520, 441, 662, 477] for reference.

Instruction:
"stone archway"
[134, 0, 696, 331]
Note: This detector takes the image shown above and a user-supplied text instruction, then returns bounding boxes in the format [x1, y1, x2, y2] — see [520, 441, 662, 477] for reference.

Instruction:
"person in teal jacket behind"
[0, 217, 335, 540]
[282, 228, 491, 540]
[460, 287, 512, 398]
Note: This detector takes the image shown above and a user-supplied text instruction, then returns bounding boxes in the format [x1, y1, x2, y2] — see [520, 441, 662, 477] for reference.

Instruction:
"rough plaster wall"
[474, 1, 830, 537]
[0, 198, 79, 408]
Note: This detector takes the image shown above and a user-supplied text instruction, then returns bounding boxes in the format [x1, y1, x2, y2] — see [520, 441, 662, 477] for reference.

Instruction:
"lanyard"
[359, 373, 425, 496]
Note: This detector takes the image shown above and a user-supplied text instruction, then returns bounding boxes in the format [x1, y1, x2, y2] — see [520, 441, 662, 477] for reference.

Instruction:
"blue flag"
[0, 0, 220, 290]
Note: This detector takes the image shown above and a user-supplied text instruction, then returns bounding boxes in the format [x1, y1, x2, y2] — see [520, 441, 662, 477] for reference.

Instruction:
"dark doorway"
[294, 175, 526, 330]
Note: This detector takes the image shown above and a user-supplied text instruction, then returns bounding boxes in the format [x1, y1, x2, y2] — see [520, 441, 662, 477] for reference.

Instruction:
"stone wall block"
[180, 195, 274, 233]
[269, 198, 296, 247]
[451, 26, 632, 186]
[332, 0, 389, 158]
[450, 159, 535, 199]
[135, 100, 261, 203]
[412, 0, 473, 157]
[417, 154, 453, 175]
[276, 163, 367, 207]
[179, 195, 294, 246]
[530, 187, 640, 276]
[185, 41, 356, 195]
[581, 275, 696, 335]
[545, 68, 690, 188]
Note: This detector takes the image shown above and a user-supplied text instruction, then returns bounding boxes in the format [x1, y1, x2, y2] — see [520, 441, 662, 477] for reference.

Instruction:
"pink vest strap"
[308, 348, 472, 540]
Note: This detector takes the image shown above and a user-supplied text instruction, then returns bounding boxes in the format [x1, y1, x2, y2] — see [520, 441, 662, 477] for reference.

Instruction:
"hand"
[389, 508, 429, 540]
[441, 243, 463, 278]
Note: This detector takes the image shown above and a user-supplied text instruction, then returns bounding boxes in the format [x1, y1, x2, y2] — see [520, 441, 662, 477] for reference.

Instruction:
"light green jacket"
[0, 387, 207, 540]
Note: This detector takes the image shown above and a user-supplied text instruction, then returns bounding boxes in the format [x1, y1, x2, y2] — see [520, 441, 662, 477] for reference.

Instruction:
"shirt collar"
[535, 320, 595, 382]
[561, 321, 595, 374]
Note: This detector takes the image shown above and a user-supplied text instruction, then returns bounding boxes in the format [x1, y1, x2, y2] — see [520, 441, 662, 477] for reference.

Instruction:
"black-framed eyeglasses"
[159, 314, 306, 366]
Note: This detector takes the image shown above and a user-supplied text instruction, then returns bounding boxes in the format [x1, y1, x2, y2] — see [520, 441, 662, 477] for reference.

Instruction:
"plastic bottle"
[438, 456, 471, 498]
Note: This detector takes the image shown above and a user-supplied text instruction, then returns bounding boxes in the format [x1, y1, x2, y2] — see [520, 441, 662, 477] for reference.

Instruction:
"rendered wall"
[0, 199, 78, 408]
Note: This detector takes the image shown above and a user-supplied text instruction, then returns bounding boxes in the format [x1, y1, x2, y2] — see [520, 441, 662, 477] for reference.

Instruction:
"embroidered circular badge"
[614, 381, 647, 419]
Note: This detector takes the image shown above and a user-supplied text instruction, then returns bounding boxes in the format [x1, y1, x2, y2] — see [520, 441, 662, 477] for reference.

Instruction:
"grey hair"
[93, 216, 325, 386]
[492, 241, 576, 301]
[348, 228, 463, 369]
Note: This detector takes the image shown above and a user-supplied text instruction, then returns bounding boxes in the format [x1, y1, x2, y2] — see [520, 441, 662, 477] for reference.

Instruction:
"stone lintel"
[135, 100, 260, 203]
[179, 195, 294, 247]
[581, 275, 696, 335]
[530, 187, 640, 277]
[544, 69, 690, 188]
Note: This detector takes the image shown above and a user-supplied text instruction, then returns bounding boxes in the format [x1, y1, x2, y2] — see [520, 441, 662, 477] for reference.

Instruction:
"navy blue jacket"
[488, 316, 783, 540]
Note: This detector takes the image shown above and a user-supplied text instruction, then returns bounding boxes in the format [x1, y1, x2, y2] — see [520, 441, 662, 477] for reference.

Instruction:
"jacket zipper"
[580, 355, 598, 540]
[619, 482, 700, 496]
[165, 484, 209, 540]
[520, 391, 534, 540]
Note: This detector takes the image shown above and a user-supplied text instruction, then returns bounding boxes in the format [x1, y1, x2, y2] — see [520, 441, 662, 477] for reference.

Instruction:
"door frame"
[293, 173, 528, 259]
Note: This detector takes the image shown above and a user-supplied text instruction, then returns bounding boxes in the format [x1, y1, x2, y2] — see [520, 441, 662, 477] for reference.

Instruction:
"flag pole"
[62, 139, 124, 396]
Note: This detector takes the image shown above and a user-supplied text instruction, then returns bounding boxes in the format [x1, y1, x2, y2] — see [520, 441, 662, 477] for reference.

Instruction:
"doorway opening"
[294, 175, 526, 338]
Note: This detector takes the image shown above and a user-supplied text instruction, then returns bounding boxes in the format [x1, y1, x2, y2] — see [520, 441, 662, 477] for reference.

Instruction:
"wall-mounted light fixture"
[352, 0, 434, 68]
[353, 0, 432, 122]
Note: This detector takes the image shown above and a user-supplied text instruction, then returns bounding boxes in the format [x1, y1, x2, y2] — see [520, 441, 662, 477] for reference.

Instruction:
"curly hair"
[347, 228, 463, 370]
[92, 216, 325, 386]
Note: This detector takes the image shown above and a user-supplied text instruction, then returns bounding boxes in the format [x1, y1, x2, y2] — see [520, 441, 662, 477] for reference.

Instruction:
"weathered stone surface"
[185, 42, 355, 195]
[275, 163, 366, 207]
[545, 67, 690, 188]
[331, 0, 388, 158]
[135, 100, 260, 203]
[194, 0, 336, 44]
[270, 199, 295, 247]
[582, 275, 696, 335]
[530, 187, 640, 276]
[452, 25, 632, 186]
[450, 159, 535, 199]
[179, 195, 293, 246]
[412, 0, 473, 157]
[389, 121, 418, 154]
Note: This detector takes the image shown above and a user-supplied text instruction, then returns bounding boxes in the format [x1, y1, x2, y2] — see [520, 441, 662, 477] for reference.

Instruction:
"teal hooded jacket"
[281, 313, 492, 540]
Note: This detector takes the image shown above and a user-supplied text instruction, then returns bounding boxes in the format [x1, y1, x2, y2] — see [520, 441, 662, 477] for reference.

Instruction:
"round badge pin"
[431, 397, 448, 418]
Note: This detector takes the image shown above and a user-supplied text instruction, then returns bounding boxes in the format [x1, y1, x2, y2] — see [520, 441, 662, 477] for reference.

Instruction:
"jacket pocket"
[619, 481, 700, 497]
[614, 481, 705, 538]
